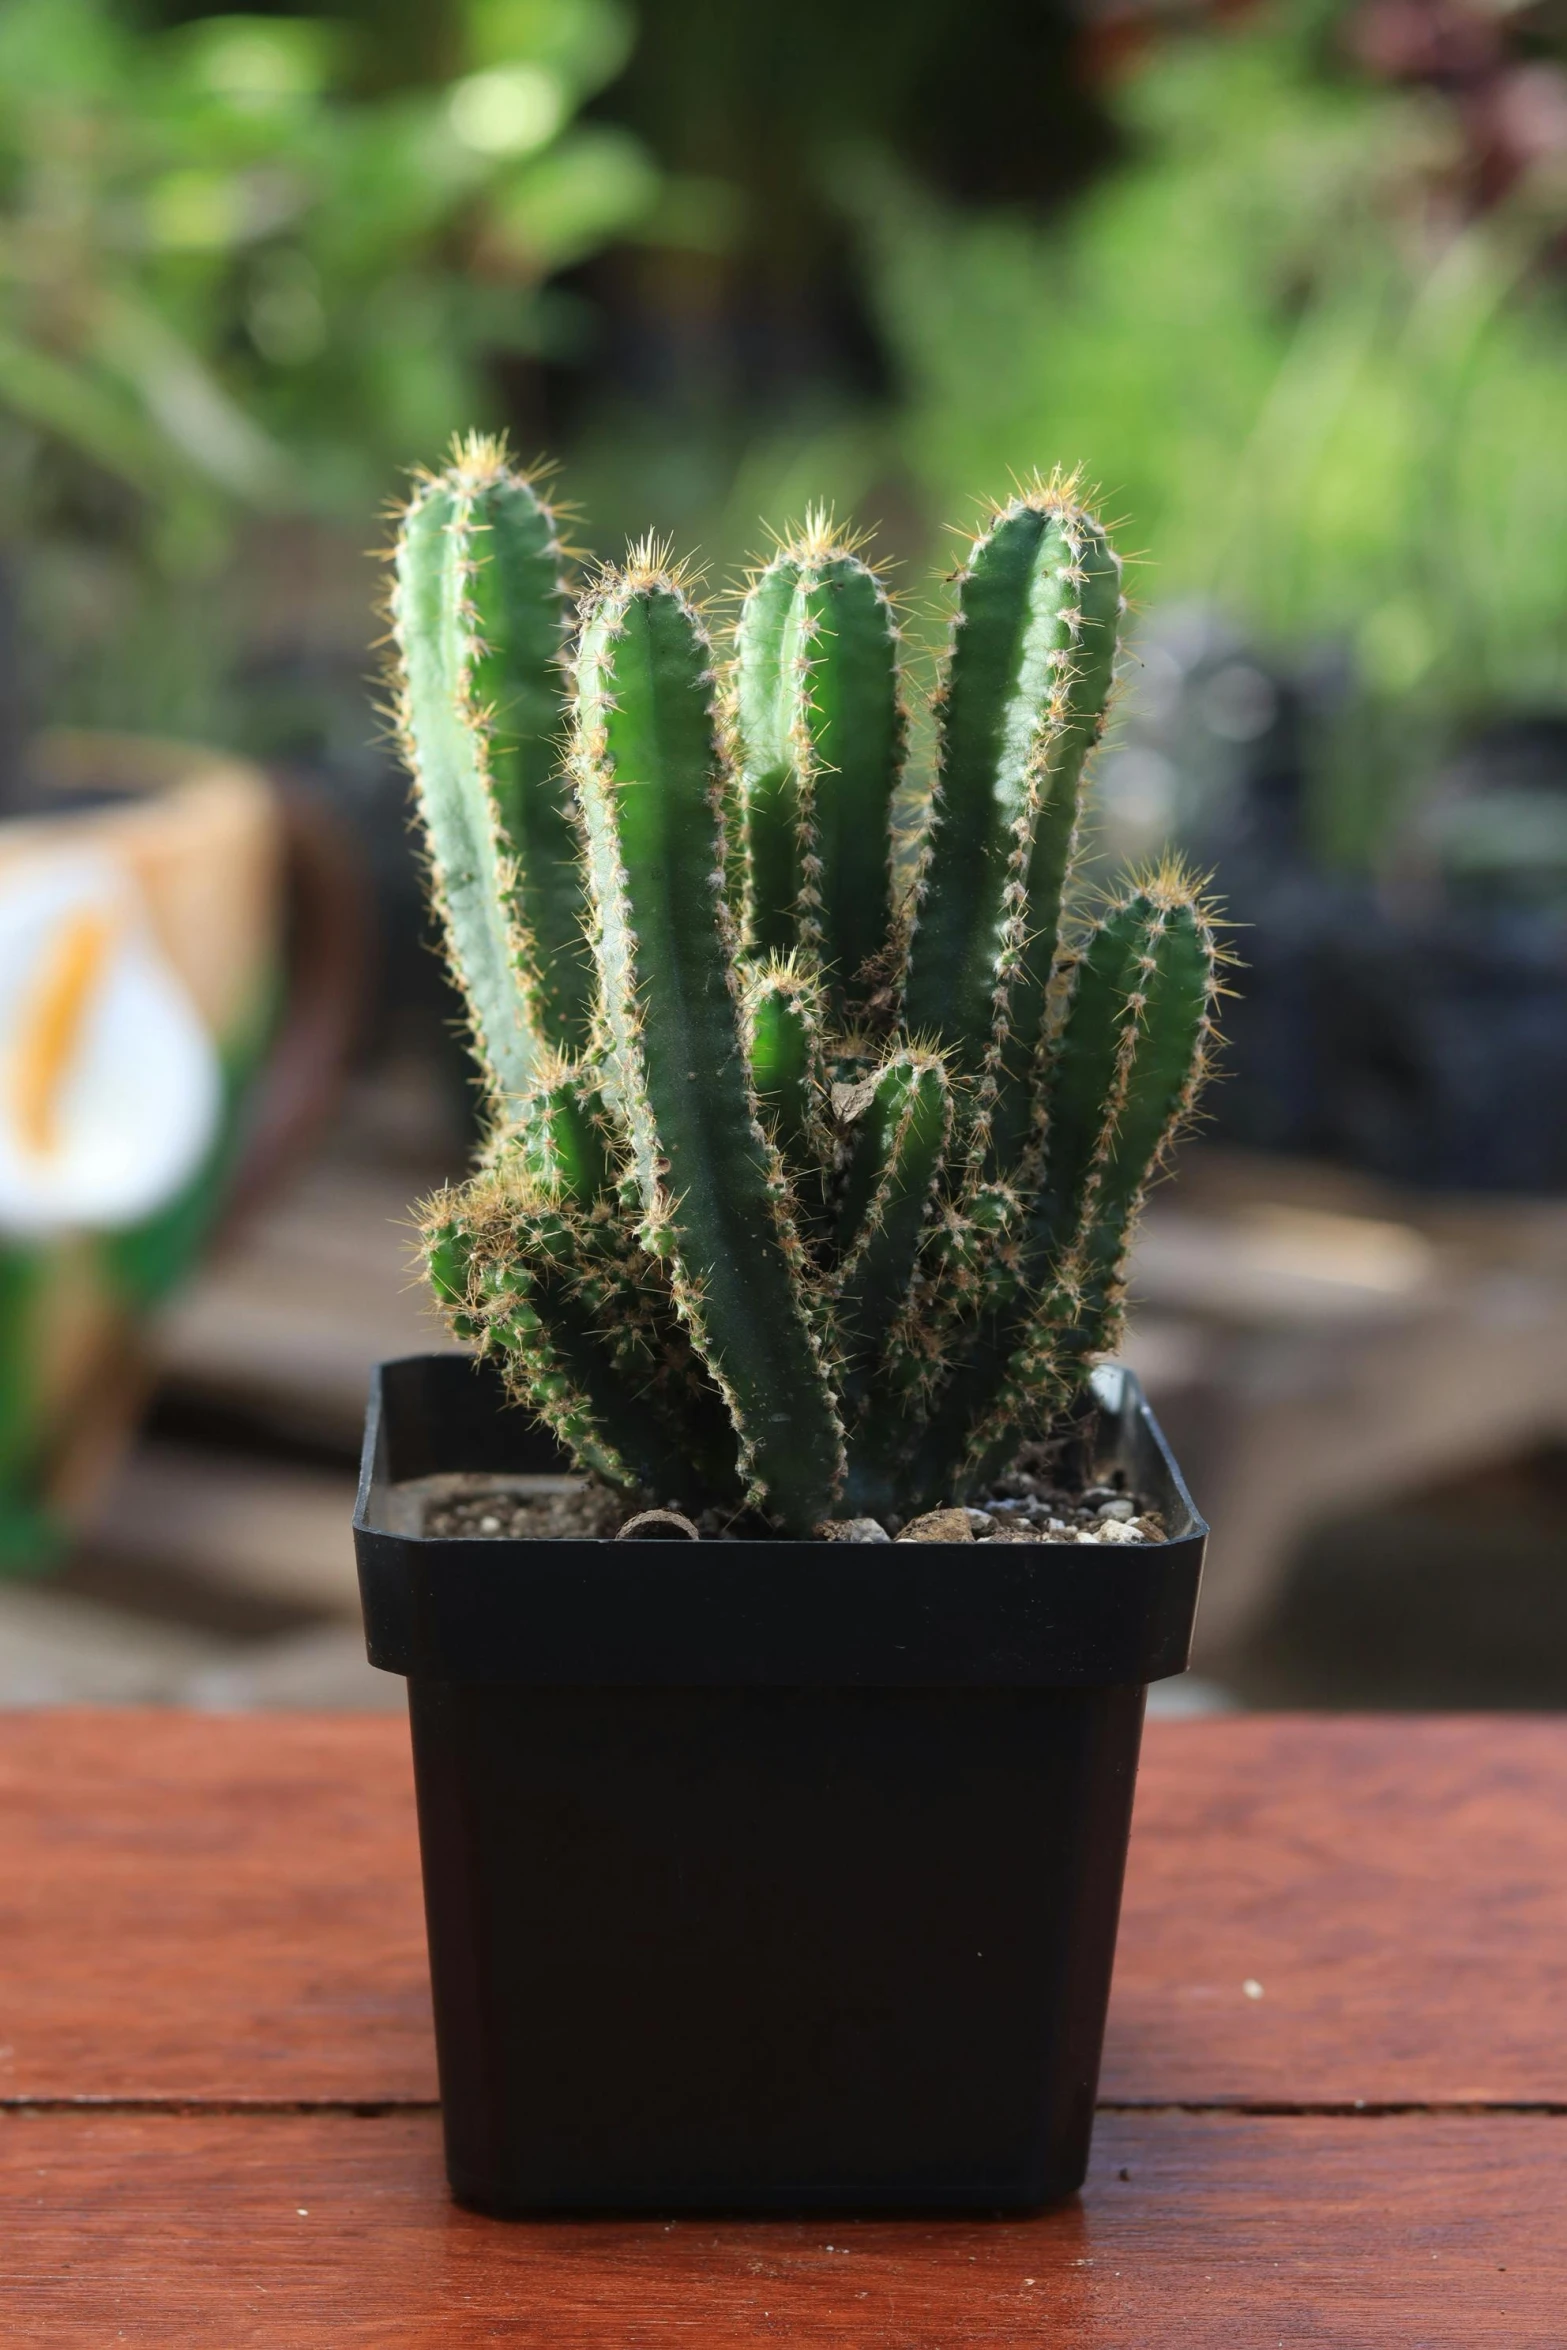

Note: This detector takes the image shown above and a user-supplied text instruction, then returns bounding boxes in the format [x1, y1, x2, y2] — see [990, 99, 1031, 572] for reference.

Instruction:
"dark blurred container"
[1103, 612, 1567, 1194]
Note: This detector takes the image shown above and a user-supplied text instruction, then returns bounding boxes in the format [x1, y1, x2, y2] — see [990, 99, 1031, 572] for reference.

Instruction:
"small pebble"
[818, 1517, 892, 1544]
[895, 1507, 973, 1545]
[1096, 1497, 1136, 1523]
[478, 1515, 501, 1535]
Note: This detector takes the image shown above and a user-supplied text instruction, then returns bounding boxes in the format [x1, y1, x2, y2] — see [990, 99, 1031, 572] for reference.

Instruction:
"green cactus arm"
[733, 554, 803, 960]
[833, 1049, 950, 1383]
[390, 437, 591, 1104]
[982, 507, 1122, 1170]
[425, 1217, 485, 1345]
[872, 1178, 1024, 1418]
[504, 1076, 744, 1502]
[734, 520, 905, 1016]
[926, 868, 1220, 1499]
[742, 954, 833, 1214]
[502, 1064, 615, 1200]
[391, 460, 538, 1107]
[1033, 874, 1219, 1372]
[552, 1210, 745, 1508]
[841, 1171, 1021, 1515]
[423, 1203, 643, 1490]
[806, 554, 905, 1015]
[901, 481, 1122, 1167]
[426, 1182, 742, 1507]
[465, 465, 596, 1055]
[1031, 872, 1218, 1273]
[827, 1052, 950, 1514]
[573, 556, 845, 1532]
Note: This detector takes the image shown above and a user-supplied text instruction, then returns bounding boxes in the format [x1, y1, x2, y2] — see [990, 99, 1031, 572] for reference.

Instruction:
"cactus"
[392, 438, 1222, 1535]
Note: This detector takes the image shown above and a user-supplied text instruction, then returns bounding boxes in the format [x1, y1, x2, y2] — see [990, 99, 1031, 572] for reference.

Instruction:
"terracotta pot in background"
[0, 732, 367, 1567]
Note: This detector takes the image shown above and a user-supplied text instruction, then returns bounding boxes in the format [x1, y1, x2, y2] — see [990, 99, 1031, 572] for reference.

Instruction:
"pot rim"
[354, 1355, 1207, 1690]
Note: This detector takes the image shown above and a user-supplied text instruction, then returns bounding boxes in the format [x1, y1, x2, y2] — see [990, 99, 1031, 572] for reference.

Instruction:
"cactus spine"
[392, 446, 1222, 1534]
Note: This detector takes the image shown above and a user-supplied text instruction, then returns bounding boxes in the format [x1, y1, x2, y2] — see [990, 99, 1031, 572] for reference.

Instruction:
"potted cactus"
[354, 438, 1221, 2214]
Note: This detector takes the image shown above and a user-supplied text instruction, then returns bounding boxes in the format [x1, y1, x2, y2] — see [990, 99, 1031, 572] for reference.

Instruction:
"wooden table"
[3, 1712, 1563, 2343]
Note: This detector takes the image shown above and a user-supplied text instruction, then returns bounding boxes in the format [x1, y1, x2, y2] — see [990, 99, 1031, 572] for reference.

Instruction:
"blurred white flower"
[0, 858, 221, 1236]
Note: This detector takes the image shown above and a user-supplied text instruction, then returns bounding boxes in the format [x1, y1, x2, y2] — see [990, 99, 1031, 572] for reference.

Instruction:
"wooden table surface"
[2, 1711, 1563, 2344]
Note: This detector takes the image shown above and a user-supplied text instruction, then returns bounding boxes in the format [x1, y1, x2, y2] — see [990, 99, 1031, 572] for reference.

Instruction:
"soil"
[964, 1442, 1167, 1545]
[424, 1483, 626, 1541]
[421, 1441, 1166, 1546]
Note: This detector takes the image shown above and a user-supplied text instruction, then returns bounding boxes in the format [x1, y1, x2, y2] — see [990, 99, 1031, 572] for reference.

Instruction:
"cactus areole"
[389, 438, 1223, 1538]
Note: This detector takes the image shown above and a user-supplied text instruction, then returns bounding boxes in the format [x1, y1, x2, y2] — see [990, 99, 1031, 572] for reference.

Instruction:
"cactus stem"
[733, 515, 906, 1019]
[574, 560, 845, 1531]
[903, 477, 1123, 1176]
[387, 434, 591, 1105]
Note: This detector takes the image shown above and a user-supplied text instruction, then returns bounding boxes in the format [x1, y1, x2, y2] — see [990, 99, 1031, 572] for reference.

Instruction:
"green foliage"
[850, 3, 1567, 860]
[0, 0, 656, 721]
[394, 441, 1221, 1533]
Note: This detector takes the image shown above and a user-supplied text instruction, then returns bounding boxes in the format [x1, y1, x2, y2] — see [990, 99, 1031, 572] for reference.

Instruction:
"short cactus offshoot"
[390, 437, 1223, 1536]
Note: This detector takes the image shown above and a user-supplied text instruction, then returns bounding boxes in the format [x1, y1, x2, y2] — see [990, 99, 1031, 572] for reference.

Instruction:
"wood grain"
[1102, 1713, 1567, 2105]
[2, 2107, 1560, 2346]
[5, 1712, 1567, 2107]
[0, 1711, 433, 2102]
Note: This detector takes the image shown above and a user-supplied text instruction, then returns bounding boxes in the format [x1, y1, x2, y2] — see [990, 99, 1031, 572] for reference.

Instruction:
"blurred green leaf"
[447, 62, 568, 157]
[0, 0, 656, 728]
[171, 15, 338, 111]
[465, 0, 636, 98]
[486, 124, 658, 272]
[850, 4, 1567, 852]
[93, 289, 293, 502]
[0, 327, 166, 491]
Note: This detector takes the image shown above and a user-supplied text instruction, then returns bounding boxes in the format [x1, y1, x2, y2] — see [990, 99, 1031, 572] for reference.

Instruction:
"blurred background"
[0, 0, 1564, 1710]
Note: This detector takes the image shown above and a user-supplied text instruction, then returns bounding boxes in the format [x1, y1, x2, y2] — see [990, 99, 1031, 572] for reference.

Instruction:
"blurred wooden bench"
[1123, 1148, 1567, 1659]
[148, 1122, 1567, 1670]
[2, 1710, 1563, 2342]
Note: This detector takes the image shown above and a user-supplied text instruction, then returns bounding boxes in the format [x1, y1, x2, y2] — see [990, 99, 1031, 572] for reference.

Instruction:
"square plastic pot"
[354, 1353, 1206, 2214]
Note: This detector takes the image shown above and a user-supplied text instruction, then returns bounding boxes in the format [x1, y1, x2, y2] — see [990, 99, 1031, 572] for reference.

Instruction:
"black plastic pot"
[354, 1353, 1206, 2214]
